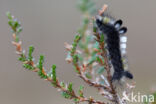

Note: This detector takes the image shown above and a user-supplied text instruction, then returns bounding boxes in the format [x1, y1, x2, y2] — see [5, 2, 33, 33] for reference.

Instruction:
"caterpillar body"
[95, 14, 133, 81]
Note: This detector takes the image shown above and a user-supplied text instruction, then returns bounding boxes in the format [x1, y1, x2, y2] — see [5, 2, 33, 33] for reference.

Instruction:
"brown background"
[0, 0, 156, 104]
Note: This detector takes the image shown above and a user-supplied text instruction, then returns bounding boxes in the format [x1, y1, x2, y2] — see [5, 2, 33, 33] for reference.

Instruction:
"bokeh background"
[0, 0, 156, 104]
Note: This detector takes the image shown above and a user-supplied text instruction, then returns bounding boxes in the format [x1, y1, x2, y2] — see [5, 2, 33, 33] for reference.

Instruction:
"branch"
[7, 12, 107, 104]
[93, 4, 120, 103]
[94, 32, 119, 103]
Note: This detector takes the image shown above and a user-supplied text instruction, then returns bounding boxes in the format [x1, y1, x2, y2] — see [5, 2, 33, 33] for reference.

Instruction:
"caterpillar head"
[96, 15, 115, 25]
[96, 15, 128, 35]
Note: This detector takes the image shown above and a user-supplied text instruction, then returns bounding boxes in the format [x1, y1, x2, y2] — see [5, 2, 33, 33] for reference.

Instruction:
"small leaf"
[28, 46, 34, 61]
[6, 12, 12, 20]
[85, 72, 92, 79]
[61, 91, 72, 99]
[68, 83, 73, 92]
[15, 35, 19, 42]
[7, 12, 22, 34]
[100, 34, 105, 42]
[75, 35, 81, 42]
[73, 98, 80, 102]
[14, 20, 19, 28]
[97, 66, 105, 74]
[79, 85, 84, 91]
[77, 54, 83, 62]
[17, 27, 22, 33]
[37, 55, 45, 78]
[96, 56, 104, 64]
[83, 17, 89, 25]
[23, 64, 34, 70]
[87, 56, 96, 66]
[8, 20, 13, 27]
[52, 64, 56, 70]
[37, 55, 44, 70]
[71, 35, 81, 56]
[78, 85, 84, 97]
[18, 56, 26, 62]
[77, 0, 96, 15]
[52, 64, 57, 83]
[73, 66, 79, 73]
[60, 82, 65, 88]
[73, 54, 78, 64]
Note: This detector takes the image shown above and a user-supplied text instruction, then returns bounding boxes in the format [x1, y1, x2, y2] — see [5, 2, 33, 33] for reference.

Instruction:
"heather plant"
[6, 0, 156, 104]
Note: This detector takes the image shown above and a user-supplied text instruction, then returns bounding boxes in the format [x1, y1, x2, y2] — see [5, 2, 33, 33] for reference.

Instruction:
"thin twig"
[94, 32, 119, 104]
[11, 33, 107, 104]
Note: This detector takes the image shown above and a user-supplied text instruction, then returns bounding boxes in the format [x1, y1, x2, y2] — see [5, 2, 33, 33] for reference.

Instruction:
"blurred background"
[0, 0, 156, 104]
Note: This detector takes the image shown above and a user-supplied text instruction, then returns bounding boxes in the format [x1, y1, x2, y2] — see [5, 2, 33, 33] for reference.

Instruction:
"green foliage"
[46, 64, 57, 86]
[85, 72, 92, 79]
[77, 0, 96, 15]
[73, 98, 80, 103]
[68, 83, 73, 93]
[87, 56, 96, 66]
[100, 34, 105, 43]
[77, 54, 83, 62]
[18, 54, 27, 62]
[37, 55, 44, 70]
[73, 66, 79, 73]
[23, 63, 35, 70]
[6, 12, 22, 42]
[71, 35, 81, 57]
[75, 35, 81, 43]
[96, 56, 101, 63]
[52, 64, 57, 84]
[73, 54, 78, 64]
[37, 55, 47, 79]
[78, 17, 89, 38]
[78, 85, 84, 97]
[93, 23, 97, 33]
[83, 17, 89, 25]
[97, 66, 105, 74]
[61, 91, 72, 99]
[18, 57, 26, 62]
[28, 46, 34, 61]
[60, 82, 65, 88]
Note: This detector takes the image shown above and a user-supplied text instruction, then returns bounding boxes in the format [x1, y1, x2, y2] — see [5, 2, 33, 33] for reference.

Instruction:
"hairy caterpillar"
[95, 13, 133, 81]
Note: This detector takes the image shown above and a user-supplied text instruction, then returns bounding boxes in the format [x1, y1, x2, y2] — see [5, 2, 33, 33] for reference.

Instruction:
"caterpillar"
[95, 13, 133, 81]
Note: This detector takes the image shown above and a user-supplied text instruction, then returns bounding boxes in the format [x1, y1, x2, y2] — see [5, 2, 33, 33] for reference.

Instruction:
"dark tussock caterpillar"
[95, 13, 133, 81]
